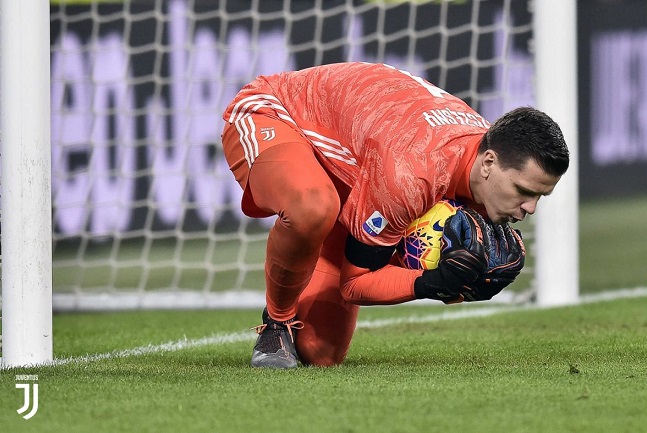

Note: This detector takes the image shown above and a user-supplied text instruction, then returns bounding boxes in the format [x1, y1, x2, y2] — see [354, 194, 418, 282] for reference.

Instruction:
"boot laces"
[251, 319, 304, 343]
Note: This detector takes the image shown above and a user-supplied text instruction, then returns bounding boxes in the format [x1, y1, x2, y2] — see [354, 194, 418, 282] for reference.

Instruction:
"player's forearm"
[339, 259, 422, 306]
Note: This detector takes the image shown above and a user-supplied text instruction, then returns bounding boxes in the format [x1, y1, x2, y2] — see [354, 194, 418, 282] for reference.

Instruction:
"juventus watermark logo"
[15, 374, 39, 420]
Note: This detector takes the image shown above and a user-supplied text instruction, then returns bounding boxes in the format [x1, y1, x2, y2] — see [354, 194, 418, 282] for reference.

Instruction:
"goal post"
[1, 0, 53, 367]
[533, 0, 579, 306]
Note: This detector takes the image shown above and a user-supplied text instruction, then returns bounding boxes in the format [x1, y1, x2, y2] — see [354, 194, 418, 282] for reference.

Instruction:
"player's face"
[479, 151, 561, 224]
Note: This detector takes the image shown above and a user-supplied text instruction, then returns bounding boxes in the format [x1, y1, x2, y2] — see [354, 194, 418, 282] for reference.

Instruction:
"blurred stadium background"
[1, 0, 646, 312]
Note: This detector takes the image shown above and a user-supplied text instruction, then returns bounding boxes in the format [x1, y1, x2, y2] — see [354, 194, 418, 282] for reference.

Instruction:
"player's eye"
[516, 186, 539, 198]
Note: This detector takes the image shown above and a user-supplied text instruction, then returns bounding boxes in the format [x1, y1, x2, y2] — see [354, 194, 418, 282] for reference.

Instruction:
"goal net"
[44, 0, 535, 311]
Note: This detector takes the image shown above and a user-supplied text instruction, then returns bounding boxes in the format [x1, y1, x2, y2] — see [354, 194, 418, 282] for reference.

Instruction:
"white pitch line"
[4, 287, 647, 369]
[48, 331, 256, 367]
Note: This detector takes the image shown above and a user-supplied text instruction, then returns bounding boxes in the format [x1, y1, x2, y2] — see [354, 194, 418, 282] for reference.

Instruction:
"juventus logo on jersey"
[260, 127, 276, 141]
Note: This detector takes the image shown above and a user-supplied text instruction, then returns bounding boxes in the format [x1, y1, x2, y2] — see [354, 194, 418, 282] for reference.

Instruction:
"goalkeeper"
[221, 62, 569, 369]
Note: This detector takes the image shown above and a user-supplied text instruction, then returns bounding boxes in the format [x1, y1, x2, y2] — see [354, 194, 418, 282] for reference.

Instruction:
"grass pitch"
[2, 293, 647, 433]
[2, 196, 647, 432]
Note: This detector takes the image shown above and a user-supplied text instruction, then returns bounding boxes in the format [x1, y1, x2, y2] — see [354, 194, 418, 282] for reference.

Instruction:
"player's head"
[473, 107, 570, 224]
[480, 106, 569, 176]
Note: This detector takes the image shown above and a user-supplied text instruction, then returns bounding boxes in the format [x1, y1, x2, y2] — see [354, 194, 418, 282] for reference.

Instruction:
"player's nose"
[520, 198, 539, 216]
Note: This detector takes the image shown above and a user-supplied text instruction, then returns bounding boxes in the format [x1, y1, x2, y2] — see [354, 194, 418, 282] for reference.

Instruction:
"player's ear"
[480, 149, 497, 178]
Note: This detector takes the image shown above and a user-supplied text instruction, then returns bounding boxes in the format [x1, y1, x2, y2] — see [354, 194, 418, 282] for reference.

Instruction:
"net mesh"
[44, 0, 535, 310]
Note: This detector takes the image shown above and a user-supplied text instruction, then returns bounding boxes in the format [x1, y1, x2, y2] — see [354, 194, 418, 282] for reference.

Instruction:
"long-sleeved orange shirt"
[223, 62, 489, 248]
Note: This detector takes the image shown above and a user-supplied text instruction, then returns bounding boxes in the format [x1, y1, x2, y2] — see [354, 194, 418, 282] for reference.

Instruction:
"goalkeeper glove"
[461, 223, 526, 301]
[414, 208, 488, 303]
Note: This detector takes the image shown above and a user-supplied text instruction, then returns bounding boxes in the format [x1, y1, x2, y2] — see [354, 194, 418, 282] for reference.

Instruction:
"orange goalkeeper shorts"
[221, 113, 314, 218]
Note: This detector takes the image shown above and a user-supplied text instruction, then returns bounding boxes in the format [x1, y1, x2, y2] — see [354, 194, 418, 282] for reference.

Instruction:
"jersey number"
[384, 64, 448, 99]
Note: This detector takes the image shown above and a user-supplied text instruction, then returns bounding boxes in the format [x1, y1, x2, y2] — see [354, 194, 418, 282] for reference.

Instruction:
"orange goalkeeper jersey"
[223, 62, 490, 247]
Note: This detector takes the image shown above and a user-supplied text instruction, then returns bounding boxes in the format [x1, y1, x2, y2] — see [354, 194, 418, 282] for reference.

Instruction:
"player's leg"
[222, 115, 340, 368]
[296, 222, 360, 367]
[248, 143, 340, 321]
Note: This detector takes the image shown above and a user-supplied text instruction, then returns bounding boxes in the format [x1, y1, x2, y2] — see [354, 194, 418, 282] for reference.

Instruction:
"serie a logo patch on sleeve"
[362, 210, 389, 236]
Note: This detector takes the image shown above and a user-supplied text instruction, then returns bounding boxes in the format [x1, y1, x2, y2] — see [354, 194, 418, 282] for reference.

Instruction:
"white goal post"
[0, 0, 579, 361]
[533, 0, 579, 306]
[1, 0, 53, 367]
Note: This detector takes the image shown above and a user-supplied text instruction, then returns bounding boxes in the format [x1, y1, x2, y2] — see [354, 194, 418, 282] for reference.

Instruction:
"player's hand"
[461, 223, 526, 301]
[414, 208, 488, 303]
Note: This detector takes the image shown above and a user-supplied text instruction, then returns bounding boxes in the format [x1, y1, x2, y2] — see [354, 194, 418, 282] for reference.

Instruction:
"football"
[396, 199, 461, 270]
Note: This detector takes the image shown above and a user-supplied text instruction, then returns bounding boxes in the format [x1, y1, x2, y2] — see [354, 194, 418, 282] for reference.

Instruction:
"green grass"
[2, 297, 647, 432]
[2, 196, 646, 431]
[580, 196, 647, 291]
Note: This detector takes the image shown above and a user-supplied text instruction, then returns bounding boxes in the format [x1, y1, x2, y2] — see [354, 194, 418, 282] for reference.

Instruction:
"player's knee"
[285, 185, 340, 241]
[297, 339, 347, 367]
[308, 354, 345, 367]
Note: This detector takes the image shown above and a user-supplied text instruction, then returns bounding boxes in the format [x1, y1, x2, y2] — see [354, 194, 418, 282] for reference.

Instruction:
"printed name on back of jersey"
[422, 109, 490, 129]
[363, 211, 389, 236]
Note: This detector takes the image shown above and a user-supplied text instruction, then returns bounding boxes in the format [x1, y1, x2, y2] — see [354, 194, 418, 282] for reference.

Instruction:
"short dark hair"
[478, 106, 570, 176]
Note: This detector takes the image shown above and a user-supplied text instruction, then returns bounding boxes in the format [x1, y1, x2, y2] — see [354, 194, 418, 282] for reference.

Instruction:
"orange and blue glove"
[413, 207, 488, 303]
[461, 222, 526, 301]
